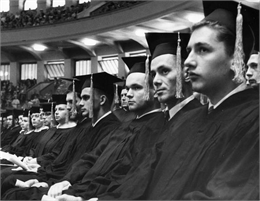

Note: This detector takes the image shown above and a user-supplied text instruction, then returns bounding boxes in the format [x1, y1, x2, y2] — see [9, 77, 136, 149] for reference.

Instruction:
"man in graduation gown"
[100, 1, 259, 200]
[246, 50, 260, 87]
[1, 108, 23, 147]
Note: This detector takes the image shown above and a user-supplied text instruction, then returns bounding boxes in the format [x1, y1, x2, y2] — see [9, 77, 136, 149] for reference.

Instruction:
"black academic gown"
[1, 125, 75, 195]
[101, 88, 259, 200]
[113, 107, 136, 123]
[1, 125, 21, 147]
[2, 113, 121, 200]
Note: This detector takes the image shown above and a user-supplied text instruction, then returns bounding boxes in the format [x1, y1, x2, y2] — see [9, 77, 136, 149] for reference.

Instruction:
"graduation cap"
[146, 32, 191, 98]
[39, 98, 48, 103]
[1, 111, 7, 118]
[13, 109, 23, 118]
[81, 72, 122, 118]
[122, 56, 147, 74]
[22, 109, 30, 117]
[5, 108, 14, 117]
[122, 56, 150, 100]
[202, 0, 259, 83]
[52, 94, 67, 105]
[81, 72, 122, 95]
[40, 103, 54, 112]
[145, 32, 190, 60]
[60, 77, 82, 93]
[30, 106, 41, 114]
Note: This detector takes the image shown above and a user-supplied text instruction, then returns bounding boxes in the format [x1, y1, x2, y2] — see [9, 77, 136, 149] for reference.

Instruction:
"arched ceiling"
[1, 0, 259, 63]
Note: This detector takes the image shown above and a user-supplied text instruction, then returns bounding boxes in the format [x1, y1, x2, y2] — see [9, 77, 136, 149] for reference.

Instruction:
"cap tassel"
[89, 74, 94, 119]
[71, 79, 77, 119]
[50, 102, 56, 128]
[176, 32, 184, 98]
[114, 84, 119, 105]
[28, 110, 33, 131]
[231, 2, 246, 84]
[144, 55, 150, 101]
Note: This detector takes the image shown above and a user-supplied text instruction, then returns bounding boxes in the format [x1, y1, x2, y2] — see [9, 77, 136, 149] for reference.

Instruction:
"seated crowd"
[0, 1, 259, 201]
[1, 1, 90, 29]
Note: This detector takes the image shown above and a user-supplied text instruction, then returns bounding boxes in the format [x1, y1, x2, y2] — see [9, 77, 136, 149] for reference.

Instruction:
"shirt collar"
[168, 95, 195, 120]
[57, 121, 77, 129]
[92, 111, 112, 127]
[208, 82, 249, 110]
[136, 108, 162, 119]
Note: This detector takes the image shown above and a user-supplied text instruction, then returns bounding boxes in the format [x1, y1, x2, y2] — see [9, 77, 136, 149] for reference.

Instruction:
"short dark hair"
[192, 20, 235, 58]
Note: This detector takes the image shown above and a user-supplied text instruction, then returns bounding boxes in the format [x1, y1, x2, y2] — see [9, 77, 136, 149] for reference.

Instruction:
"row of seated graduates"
[0, 1, 259, 200]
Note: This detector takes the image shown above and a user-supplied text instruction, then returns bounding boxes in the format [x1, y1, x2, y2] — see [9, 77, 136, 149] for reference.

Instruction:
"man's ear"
[99, 95, 107, 106]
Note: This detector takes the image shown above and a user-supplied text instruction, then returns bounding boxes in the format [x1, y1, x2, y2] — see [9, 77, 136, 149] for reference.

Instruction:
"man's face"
[42, 112, 52, 127]
[126, 73, 152, 114]
[55, 104, 68, 124]
[31, 113, 43, 128]
[79, 88, 91, 117]
[246, 54, 260, 87]
[66, 92, 80, 111]
[151, 54, 178, 105]
[18, 115, 23, 127]
[21, 117, 29, 131]
[6, 115, 13, 128]
[121, 89, 129, 108]
[184, 26, 233, 97]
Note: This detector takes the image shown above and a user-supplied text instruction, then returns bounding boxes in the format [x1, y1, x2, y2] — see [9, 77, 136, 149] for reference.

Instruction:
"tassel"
[144, 55, 150, 101]
[50, 102, 56, 128]
[231, 2, 246, 83]
[28, 110, 33, 131]
[114, 84, 119, 105]
[175, 32, 184, 98]
[70, 79, 77, 119]
[89, 74, 94, 119]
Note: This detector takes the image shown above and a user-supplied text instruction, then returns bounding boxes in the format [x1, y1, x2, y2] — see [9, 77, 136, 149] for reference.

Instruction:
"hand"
[41, 195, 56, 201]
[12, 167, 23, 171]
[23, 156, 33, 164]
[15, 179, 29, 188]
[24, 179, 39, 187]
[56, 194, 83, 201]
[32, 182, 49, 188]
[47, 181, 71, 198]
[27, 163, 41, 172]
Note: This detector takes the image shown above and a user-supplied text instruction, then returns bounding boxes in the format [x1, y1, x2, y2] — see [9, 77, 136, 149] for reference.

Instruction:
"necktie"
[208, 106, 214, 114]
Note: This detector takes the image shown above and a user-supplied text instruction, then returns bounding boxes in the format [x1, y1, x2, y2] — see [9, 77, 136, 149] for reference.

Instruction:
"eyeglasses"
[31, 114, 40, 118]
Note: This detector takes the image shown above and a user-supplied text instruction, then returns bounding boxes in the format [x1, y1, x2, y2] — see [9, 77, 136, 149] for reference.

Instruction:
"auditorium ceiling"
[1, 0, 259, 63]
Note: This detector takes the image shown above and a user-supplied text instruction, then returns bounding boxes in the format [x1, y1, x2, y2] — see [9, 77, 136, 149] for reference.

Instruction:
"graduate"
[112, 82, 136, 122]
[246, 50, 260, 87]
[1, 108, 23, 147]
[99, 1, 259, 200]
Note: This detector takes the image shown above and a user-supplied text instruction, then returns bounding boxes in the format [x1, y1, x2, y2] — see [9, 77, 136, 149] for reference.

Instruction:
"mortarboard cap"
[60, 77, 82, 93]
[22, 109, 30, 117]
[5, 108, 14, 117]
[122, 56, 147, 74]
[52, 94, 67, 105]
[1, 111, 7, 118]
[81, 72, 122, 96]
[202, 1, 259, 63]
[30, 106, 41, 114]
[145, 32, 190, 60]
[40, 103, 55, 112]
[39, 98, 48, 103]
[13, 109, 23, 118]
